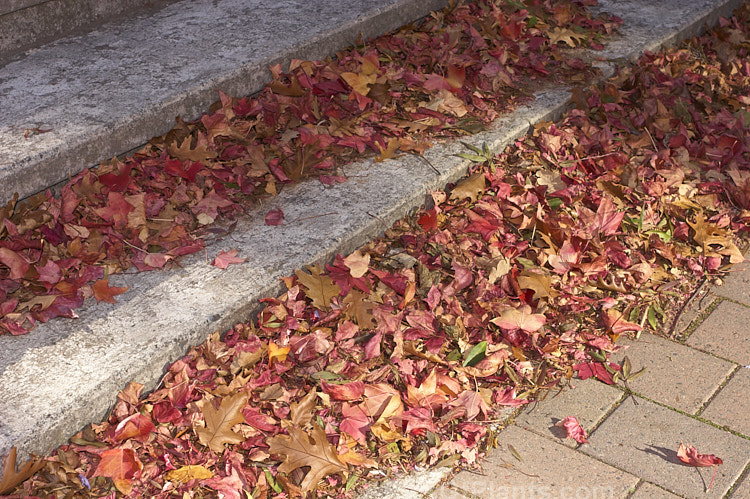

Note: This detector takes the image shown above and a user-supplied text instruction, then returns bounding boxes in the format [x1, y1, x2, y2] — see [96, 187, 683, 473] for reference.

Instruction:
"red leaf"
[340, 402, 370, 446]
[593, 197, 624, 236]
[417, 209, 438, 231]
[265, 208, 285, 226]
[212, 249, 246, 270]
[0, 248, 29, 280]
[677, 443, 723, 467]
[92, 448, 142, 495]
[92, 279, 129, 304]
[114, 413, 155, 443]
[321, 380, 365, 401]
[556, 416, 588, 444]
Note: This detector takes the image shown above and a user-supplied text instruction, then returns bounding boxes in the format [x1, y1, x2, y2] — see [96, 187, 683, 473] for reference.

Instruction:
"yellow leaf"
[517, 270, 559, 299]
[548, 27, 587, 47]
[268, 342, 291, 367]
[374, 138, 402, 162]
[341, 71, 376, 96]
[165, 465, 214, 484]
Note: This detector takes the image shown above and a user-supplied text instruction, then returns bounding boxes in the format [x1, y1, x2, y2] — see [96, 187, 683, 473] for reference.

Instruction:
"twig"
[667, 279, 710, 336]
[288, 211, 338, 224]
[414, 154, 441, 175]
[644, 127, 658, 151]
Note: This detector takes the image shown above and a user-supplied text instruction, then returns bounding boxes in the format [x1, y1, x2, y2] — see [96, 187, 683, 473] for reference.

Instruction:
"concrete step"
[0, 0, 743, 467]
[0, 0, 180, 61]
[0, 0, 447, 204]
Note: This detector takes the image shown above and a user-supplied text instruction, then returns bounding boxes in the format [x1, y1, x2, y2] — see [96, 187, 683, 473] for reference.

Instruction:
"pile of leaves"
[0, 0, 618, 335]
[5, 1, 750, 498]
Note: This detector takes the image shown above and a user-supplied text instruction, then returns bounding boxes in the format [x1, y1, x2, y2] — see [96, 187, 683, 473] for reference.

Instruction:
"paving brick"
[630, 481, 683, 498]
[430, 487, 470, 499]
[582, 398, 750, 498]
[713, 258, 750, 305]
[449, 426, 638, 499]
[672, 282, 718, 337]
[514, 378, 623, 447]
[731, 473, 750, 498]
[687, 301, 750, 365]
[611, 333, 734, 413]
[699, 368, 750, 437]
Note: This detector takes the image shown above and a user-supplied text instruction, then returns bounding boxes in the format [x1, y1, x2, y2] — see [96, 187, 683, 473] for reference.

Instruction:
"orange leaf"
[268, 342, 291, 367]
[93, 448, 142, 495]
[92, 278, 129, 304]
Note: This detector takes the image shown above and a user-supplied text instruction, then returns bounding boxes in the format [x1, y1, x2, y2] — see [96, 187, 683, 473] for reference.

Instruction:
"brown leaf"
[167, 137, 217, 163]
[517, 271, 559, 299]
[342, 290, 376, 329]
[268, 425, 347, 494]
[450, 173, 486, 203]
[92, 278, 129, 304]
[295, 265, 341, 311]
[196, 391, 249, 453]
[164, 465, 214, 484]
[290, 390, 318, 428]
[0, 447, 45, 495]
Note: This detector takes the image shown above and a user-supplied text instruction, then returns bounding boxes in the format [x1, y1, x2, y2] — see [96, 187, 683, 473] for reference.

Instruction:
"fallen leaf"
[295, 265, 341, 310]
[677, 443, 722, 467]
[491, 305, 546, 332]
[92, 448, 143, 495]
[450, 173, 486, 203]
[212, 249, 247, 270]
[265, 208, 285, 226]
[555, 416, 588, 444]
[165, 465, 214, 484]
[268, 424, 347, 494]
[92, 279, 129, 304]
[0, 447, 45, 495]
[196, 391, 249, 453]
[343, 250, 370, 278]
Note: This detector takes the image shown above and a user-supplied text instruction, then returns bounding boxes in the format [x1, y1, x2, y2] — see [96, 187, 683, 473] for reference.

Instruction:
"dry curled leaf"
[295, 265, 341, 311]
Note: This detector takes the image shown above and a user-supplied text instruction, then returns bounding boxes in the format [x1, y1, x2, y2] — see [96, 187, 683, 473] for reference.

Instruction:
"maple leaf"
[677, 443, 722, 467]
[212, 249, 247, 269]
[0, 447, 45, 495]
[601, 308, 641, 334]
[556, 416, 588, 444]
[449, 173, 486, 203]
[295, 265, 341, 311]
[196, 391, 249, 453]
[164, 465, 214, 484]
[268, 424, 347, 494]
[93, 448, 143, 495]
[490, 305, 546, 332]
[92, 278, 129, 304]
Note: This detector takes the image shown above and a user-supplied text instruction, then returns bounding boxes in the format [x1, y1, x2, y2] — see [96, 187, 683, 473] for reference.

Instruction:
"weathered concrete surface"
[0, 0, 448, 203]
[0, 0, 178, 60]
[0, 0, 746, 474]
[699, 368, 750, 436]
[687, 301, 750, 364]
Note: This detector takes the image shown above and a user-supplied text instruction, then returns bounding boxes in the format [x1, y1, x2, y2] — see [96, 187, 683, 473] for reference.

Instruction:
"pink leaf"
[556, 416, 588, 444]
[264, 208, 284, 226]
[677, 443, 722, 467]
[490, 305, 546, 332]
[212, 249, 246, 270]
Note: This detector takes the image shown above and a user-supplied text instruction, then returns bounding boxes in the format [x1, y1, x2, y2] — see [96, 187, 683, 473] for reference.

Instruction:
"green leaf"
[548, 197, 563, 209]
[622, 356, 632, 379]
[647, 305, 658, 329]
[264, 470, 282, 493]
[345, 474, 360, 492]
[463, 341, 487, 367]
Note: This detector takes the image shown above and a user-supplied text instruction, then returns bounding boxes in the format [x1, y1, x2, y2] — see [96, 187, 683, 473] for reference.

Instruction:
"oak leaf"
[517, 271, 559, 299]
[548, 27, 587, 47]
[450, 173, 486, 203]
[196, 391, 249, 453]
[0, 447, 45, 494]
[168, 137, 218, 162]
[268, 425, 347, 494]
[295, 265, 341, 310]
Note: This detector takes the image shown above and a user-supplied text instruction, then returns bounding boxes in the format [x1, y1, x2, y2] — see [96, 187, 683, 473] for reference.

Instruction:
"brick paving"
[419, 256, 750, 497]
